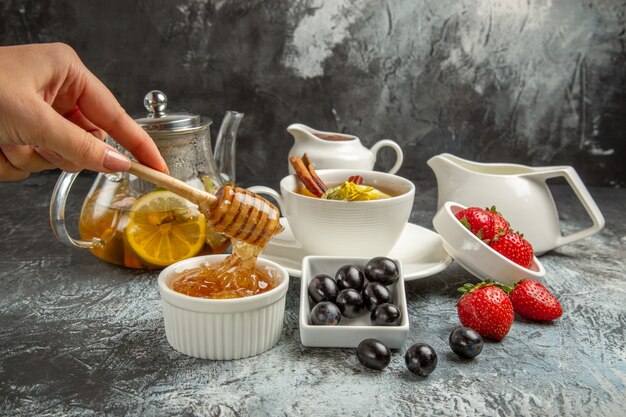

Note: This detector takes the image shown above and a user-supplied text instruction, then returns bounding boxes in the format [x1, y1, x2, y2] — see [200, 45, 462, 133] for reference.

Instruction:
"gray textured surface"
[1, 0, 625, 187]
[0, 174, 624, 416]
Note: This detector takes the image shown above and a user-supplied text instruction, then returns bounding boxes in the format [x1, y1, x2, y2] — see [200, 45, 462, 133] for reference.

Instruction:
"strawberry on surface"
[490, 231, 534, 269]
[509, 279, 563, 321]
[457, 280, 514, 341]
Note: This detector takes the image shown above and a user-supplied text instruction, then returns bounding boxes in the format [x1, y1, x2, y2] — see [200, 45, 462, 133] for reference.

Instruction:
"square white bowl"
[299, 256, 409, 349]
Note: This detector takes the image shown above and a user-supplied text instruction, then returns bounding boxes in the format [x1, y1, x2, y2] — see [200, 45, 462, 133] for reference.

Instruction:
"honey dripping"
[172, 241, 279, 299]
[172, 187, 284, 299]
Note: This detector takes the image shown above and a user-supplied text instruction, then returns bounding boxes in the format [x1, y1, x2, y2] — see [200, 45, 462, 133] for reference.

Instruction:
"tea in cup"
[248, 170, 415, 257]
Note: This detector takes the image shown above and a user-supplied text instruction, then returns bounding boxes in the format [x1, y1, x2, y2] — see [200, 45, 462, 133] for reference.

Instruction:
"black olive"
[357, 338, 391, 370]
[364, 257, 399, 286]
[362, 282, 392, 311]
[308, 274, 339, 304]
[335, 264, 365, 291]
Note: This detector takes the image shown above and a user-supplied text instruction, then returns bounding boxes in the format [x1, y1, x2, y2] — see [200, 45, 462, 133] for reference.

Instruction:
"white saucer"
[259, 218, 452, 280]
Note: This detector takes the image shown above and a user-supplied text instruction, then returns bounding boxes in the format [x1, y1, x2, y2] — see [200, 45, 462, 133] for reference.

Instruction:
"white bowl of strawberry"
[433, 202, 545, 286]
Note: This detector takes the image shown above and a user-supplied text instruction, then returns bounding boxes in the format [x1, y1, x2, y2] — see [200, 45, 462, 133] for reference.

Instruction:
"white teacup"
[248, 169, 415, 257]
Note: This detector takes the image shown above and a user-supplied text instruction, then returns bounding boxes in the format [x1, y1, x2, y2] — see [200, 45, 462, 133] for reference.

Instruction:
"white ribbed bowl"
[249, 169, 415, 257]
[158, 255, 289, 360]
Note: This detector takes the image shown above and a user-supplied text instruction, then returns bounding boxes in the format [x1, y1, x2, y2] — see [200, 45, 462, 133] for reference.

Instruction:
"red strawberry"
[509, 279, 563, 321]
[457, 280, 514, 341]
[455, 207, 494, 241]
[490, 231, 534, 269]
[456, 206, 510, 242]
[485, 206, 510, 237]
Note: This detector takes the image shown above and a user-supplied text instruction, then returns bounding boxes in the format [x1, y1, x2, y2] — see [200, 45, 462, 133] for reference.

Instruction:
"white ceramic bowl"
[158, 255, 289, 360]
[248, 169, 415, 257]
[432, 202, 545, 286]
[299, 256, 409, 349]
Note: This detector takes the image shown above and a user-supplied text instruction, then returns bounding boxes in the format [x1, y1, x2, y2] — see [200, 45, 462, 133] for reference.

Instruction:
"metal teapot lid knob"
[144, 90, 168, 117]
[135, 90, 210, 132]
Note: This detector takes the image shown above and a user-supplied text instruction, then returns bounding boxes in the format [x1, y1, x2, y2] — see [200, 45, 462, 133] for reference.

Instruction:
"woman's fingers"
[0, 43, 167, 179]
[0, 143, 55, 172]
[0, 143, 83, 175]
[0, 148, 30, 182]
[70, 67, 168, 173]
[33, 147, 82, 172]
[0, 94, 124, 174]
[36, 104, 132, 173]
[63, 106, 106, 140]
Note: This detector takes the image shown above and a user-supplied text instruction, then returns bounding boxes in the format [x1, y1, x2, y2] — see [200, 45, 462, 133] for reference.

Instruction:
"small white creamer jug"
[287, 123, 403, 174]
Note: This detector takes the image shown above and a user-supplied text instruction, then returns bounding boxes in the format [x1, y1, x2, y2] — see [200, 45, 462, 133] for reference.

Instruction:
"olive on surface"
[405, 343, 437, 377]
[449, 326, 483, 359]
[357, 338, 391, 370]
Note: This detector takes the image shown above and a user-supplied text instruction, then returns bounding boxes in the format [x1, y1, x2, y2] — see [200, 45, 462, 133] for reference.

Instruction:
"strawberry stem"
[457, 279, 512, 295]
[459, 217, 471, 231]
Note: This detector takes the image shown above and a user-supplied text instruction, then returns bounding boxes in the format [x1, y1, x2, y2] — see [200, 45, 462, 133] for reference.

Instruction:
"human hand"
[0, 43, 167, 181]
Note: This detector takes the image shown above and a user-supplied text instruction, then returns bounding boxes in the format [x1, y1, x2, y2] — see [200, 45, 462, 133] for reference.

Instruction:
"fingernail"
[103, 150, 131, 172]
[34, 147, 64, 164]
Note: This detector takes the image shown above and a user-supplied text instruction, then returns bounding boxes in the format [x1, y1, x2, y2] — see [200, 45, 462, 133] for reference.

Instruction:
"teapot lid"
[135, 90, 211, 133]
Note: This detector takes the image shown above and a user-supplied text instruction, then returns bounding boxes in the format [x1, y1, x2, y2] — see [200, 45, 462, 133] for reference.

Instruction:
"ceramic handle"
[533, 166, 605, 249]
[49, 171, 104, 249]
[246, 186, 285, 213]
[370, 140, 404, 174]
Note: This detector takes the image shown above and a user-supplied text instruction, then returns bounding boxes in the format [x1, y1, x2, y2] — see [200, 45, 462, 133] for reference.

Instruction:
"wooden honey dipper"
[128, 161, 283, 247]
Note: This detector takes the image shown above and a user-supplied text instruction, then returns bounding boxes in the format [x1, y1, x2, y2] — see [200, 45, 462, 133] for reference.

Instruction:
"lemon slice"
[124, 190, 206, 267]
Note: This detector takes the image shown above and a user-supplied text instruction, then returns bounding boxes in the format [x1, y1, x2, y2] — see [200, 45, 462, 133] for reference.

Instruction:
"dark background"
[1, 0, 625, 187]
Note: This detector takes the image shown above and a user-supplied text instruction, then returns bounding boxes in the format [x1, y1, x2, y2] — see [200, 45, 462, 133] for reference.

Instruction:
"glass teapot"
[50, 90, 244, 269]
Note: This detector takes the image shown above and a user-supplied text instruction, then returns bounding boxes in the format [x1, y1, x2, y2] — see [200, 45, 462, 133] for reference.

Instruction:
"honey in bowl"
[171, 240, 280, 299]
[172, 264, 278, 299]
